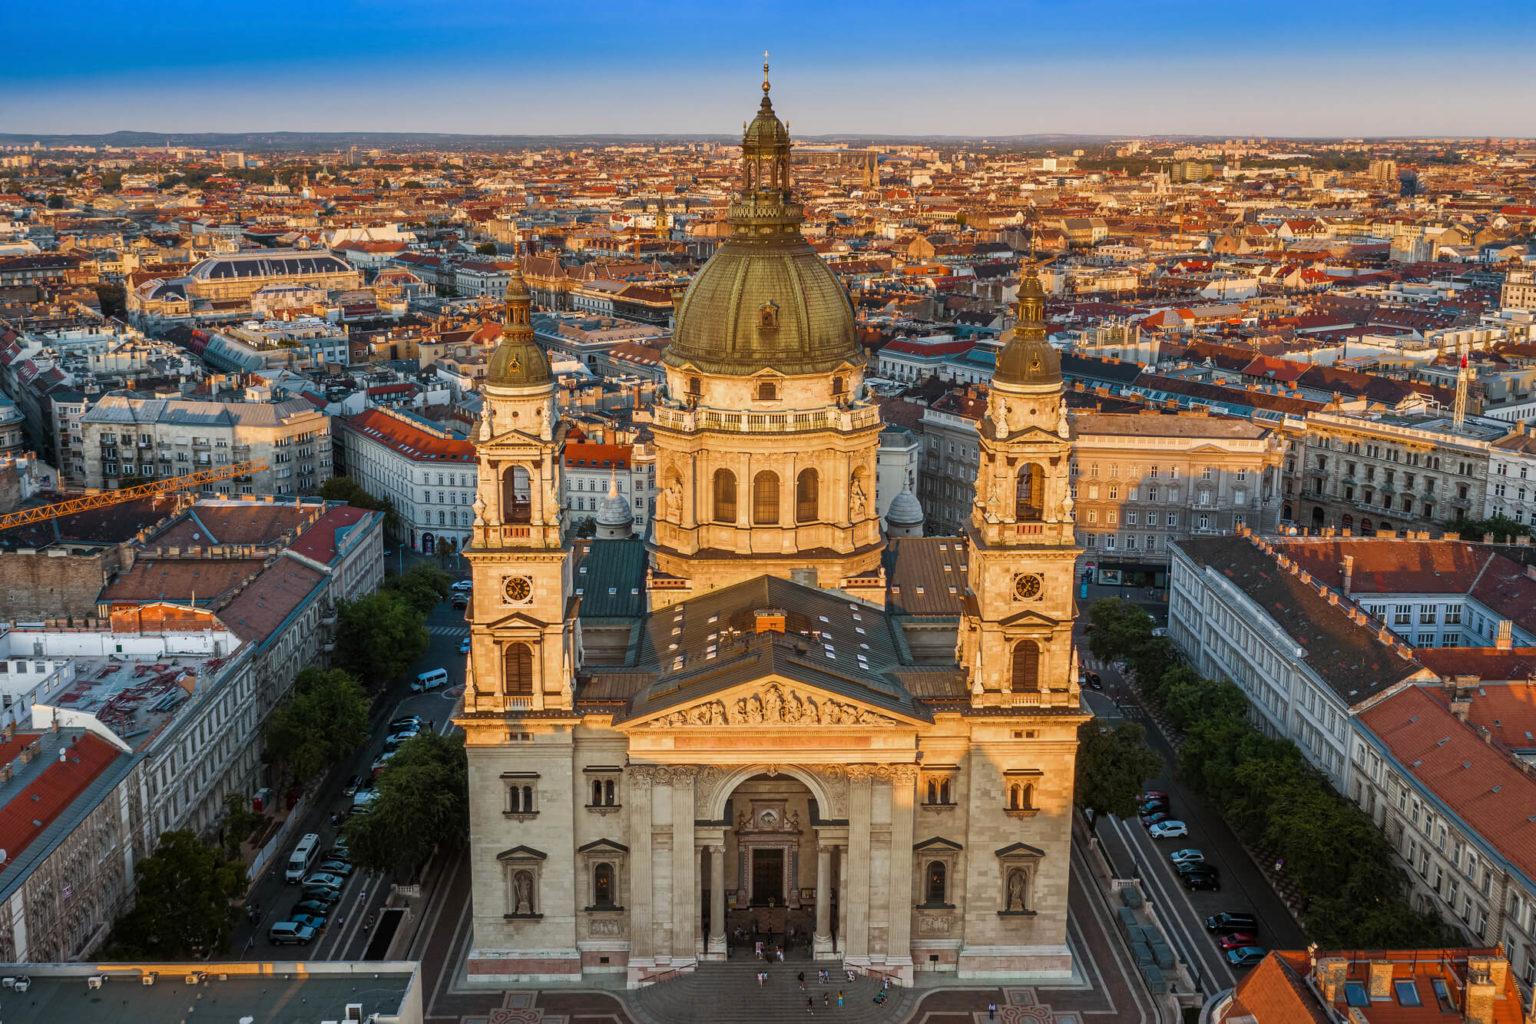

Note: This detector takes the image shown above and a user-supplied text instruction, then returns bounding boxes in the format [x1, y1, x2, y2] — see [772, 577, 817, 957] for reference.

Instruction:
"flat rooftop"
[0, 963, 418, 1024]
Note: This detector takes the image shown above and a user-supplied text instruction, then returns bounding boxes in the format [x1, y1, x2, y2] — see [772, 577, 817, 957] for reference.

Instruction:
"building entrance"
[751, 848, 785, 906]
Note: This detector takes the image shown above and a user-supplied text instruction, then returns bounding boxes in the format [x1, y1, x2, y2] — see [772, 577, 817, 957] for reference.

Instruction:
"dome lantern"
[993, 260, 1061, 389]
[486, 262, 553, 389]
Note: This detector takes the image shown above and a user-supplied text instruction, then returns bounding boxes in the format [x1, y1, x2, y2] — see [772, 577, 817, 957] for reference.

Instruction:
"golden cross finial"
[762, 50, 771, 94]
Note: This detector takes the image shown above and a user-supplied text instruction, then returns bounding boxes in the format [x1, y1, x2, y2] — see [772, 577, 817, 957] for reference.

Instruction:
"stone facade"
[455, 76, 1085, 991]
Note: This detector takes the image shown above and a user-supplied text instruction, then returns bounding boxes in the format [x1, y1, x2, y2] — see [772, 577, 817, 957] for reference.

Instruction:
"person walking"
[798, 970, 806, 991]
[988, 1000, 997, 1020]
[836, 990, 844, 1008]
[823, 992, 830, 1008]
[806, 996, 815, 1015]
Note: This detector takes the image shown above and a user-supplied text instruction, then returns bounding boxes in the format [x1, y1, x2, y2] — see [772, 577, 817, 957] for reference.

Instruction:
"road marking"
[428, 625, 469, 637]
[1107, 815, 1234, 993]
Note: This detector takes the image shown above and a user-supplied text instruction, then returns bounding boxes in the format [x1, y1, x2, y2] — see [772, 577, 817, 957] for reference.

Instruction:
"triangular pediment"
[622, 678, 923, 731]
[483, 608, 549, 630]
[998, 607, 1061, 627]
[497, 845, 547, 862]
[914, 836, 963, 852]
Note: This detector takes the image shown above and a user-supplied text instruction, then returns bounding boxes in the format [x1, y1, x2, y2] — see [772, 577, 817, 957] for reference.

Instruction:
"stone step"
[630, 963, 914, 1024]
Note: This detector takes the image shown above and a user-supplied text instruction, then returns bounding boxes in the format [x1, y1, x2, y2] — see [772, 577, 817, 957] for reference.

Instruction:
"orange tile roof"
[1363, 686, 1536, 883]
[0, 732, 122, 872]
[563, 442, 631, 470]
[338, 407, 475, 464]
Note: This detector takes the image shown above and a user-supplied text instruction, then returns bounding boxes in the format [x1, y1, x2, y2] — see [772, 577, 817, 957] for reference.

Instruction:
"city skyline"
[6, 0, 1536, 138]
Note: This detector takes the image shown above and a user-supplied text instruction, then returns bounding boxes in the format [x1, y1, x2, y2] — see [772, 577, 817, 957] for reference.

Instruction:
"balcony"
[653, 402, 881, 436]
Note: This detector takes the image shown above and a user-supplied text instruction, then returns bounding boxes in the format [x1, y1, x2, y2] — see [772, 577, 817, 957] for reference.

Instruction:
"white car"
[1170, 848, 1205, 866]
[1148, 820, 1188, 839]
[451, 580, 472, 593]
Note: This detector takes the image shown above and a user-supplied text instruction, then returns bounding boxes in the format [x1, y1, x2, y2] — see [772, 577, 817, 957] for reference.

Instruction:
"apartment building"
[1286, 411, 1506, 535]
[78, 393, 332, 496]
[561, 440, 655, 538]
[1485, 423, 1536, 525]
[1503, 267, 1536, 311]
[334, 406, 476, 555]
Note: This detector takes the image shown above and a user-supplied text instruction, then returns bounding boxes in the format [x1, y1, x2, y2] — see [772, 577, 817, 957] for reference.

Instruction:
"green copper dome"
[994, 262, 1061, 388]
[663, 64, 861, 378]
[486, 265, 553, 388]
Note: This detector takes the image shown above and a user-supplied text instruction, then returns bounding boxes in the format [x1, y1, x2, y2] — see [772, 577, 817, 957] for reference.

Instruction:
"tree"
[317, 475, 400, 536]
[1085, 598, 1155, 665]
[104, 831, 243, 960]
[219, 792, 263, 860]
[333, 591, 428, 687]
[264, 667, 370, 784]
[573, 515, 597, 538]
[345, 731, 468, 878]
[1452, 514, 1532, 543]
[475, 241, 498, 256]
[383, 563, 450, 615]
[1075, 720, 1161, 830]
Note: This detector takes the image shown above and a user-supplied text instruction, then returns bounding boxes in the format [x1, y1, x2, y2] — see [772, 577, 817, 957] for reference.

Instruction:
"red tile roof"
[338, 408, 475, 464]
[289, 505, 374, 565]
[1363, 686, 1536, 883]
[563, 442, 631, 470]
[0, 732, 121, 871]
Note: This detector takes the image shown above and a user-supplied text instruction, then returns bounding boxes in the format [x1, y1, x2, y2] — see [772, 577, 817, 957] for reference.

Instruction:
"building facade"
[456, 75, 1085, 989]
[334, 407, 477, 555]
[78, 393, 332, 497]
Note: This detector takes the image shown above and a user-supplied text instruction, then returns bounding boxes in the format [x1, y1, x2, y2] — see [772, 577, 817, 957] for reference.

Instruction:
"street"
[234, 589, 469, 962]
[1076, 605, 1307, 998]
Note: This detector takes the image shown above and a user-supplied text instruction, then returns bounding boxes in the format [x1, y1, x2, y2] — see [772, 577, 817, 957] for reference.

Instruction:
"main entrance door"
[751, 848, 784, 906]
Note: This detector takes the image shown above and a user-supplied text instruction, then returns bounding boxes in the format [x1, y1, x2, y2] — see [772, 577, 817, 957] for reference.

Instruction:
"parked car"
[301, 884, 342, 905]
[290, 911, 327, 931]
[1139, 791, 1169, 804]
[341, 774, 362, 798]
[268, 921, 316, 946]
[303, 871, 345, 890]
[316, 859, 353, 878]
[385, 726, 421, 746]
[1086, 671, 1102, 690]
[1217, 931, 1258, 951]
[1138, 798, 1169, 816]
[372, 750, 398, 775]
[325, 844, 350, 862]
[1169, 849, 1205, 866]
[451, 593, 468, 609]
[458, 636, 472, 655]
[1226, 946, 1267, 968]
[390, 715, 423, 731]
[352, 787, 379, 813]
[1151, 626, 1168, 638]
[411, 668, 448, 693]
[1140, 810, 1171, 828]
[1178, 865, 1221, 892]
[292, 899, 331, 918]
[1205, 912, 1258, 933]
[450, 580, 472, 593]
[1148, 820, 1188, 839]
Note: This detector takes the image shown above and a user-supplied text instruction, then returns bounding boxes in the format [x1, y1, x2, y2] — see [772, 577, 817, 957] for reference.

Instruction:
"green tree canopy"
[1452, 514, 1533, 543]
[105, 831, 243, 960]
[333, 591, 429, 687]
[383, 563, 451, 615]
[264, 667, 371, 784]
[345, 731, 468, 878]
[1074, 720, 1162, 829]
[475, 241, 498, 255]
[317, 475, 400, 535]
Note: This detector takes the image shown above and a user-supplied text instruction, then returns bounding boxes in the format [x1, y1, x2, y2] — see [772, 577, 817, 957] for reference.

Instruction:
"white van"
[284, 832, 321, 884]
[411, 668, 448, 693]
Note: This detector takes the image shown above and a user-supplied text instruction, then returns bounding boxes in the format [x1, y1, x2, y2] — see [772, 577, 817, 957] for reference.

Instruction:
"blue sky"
[3, 0, 1534, 137]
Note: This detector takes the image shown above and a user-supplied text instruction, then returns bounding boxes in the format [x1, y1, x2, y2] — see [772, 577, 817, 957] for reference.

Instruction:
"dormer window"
[687, 376, 701, 397]
[756, 379, 778, 401]
[758, 300, 779, 330]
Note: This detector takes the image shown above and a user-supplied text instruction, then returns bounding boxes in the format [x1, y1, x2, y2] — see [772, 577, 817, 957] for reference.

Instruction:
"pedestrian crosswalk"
[428, 625, 469, 638]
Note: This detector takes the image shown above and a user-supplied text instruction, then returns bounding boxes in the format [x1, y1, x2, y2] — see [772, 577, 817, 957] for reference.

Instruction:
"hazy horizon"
[5, 0, 1536, 138]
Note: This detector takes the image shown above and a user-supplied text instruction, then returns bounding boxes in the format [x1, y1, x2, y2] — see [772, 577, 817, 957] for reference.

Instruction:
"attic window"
[1394, 980, 1421, 1007]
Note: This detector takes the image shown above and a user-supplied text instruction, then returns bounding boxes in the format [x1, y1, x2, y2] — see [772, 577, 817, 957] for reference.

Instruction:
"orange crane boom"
[0, 461, 269, 532]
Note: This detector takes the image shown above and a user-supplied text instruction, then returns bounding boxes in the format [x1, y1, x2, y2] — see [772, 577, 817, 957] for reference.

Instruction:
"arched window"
[503, 642, 534, 695]
[503, 466, 532, 524]
[1360, 517, 1373, 535]
[594, 863, 615, 909]
[1009, 784, 1022, 810]
[1016, 463, 1045, 521]
[713, 469, 737, 523]
[753, 471, 780, 525]
[1342, 514, 1354, 532]
[592, 780, 604, 806]
[1019, 783, 1034, 810]
[926, 780, 938, 804]
[687, 376, 701, 397]
[756, 379, 778, 401]
[1011, 640, 1041, 693]
[925, 861, 947, 905]
[939, 779, 952, 804]
[604, 779, 616, 805]
[795, 468, 818, 523]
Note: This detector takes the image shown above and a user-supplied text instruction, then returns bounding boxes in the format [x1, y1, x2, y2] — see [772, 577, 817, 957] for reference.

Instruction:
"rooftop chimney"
[1496, 620, 1515, 651]
[1367, 960, 1394, 1000]
[1342, 554, 1355, 594]
[1315, 957, 1349, 1003]
[1464, 967, 1498, 1024]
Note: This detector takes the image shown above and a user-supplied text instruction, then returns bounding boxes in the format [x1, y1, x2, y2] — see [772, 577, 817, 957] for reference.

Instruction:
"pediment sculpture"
[640, 683, 899, 728]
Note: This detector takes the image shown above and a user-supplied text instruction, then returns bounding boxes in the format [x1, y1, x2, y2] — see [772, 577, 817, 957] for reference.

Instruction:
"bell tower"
[465, 265, 573, 713]
[961, 262, 1080, 707]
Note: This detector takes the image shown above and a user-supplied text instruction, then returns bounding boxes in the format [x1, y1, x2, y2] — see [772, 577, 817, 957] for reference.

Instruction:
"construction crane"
[0, 461, 268, 532]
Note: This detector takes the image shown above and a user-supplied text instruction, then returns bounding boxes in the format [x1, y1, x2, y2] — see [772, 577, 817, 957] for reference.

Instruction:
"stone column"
[836, 845, 848, 955]
[695, 846, 707, 957]
[885, 767, 916, 973]
[628, 771, 655, 962]
[671, 776, 696, 963]
[813, 842, 834, 958]
[708, 843, 727, 957]
[846, 775, 872, 958]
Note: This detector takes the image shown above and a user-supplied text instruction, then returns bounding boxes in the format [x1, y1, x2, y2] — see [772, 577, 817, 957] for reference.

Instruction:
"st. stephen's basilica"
[455, 64, 1087, 988]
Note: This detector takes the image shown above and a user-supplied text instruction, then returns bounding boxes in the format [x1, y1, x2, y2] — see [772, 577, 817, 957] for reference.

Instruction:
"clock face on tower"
[1013, 573, 1043, 601]
[503, 575, 533, 604]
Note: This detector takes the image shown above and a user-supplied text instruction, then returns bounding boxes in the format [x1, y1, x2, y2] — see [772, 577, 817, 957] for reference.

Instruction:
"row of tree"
[1085, 598, 1463, 949]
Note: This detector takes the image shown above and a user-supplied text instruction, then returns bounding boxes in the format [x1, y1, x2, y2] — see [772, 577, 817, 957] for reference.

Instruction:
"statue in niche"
[513, 871, 534, 915]
[850, 475, 868, 518]
[1007, 869, 1027, 912]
